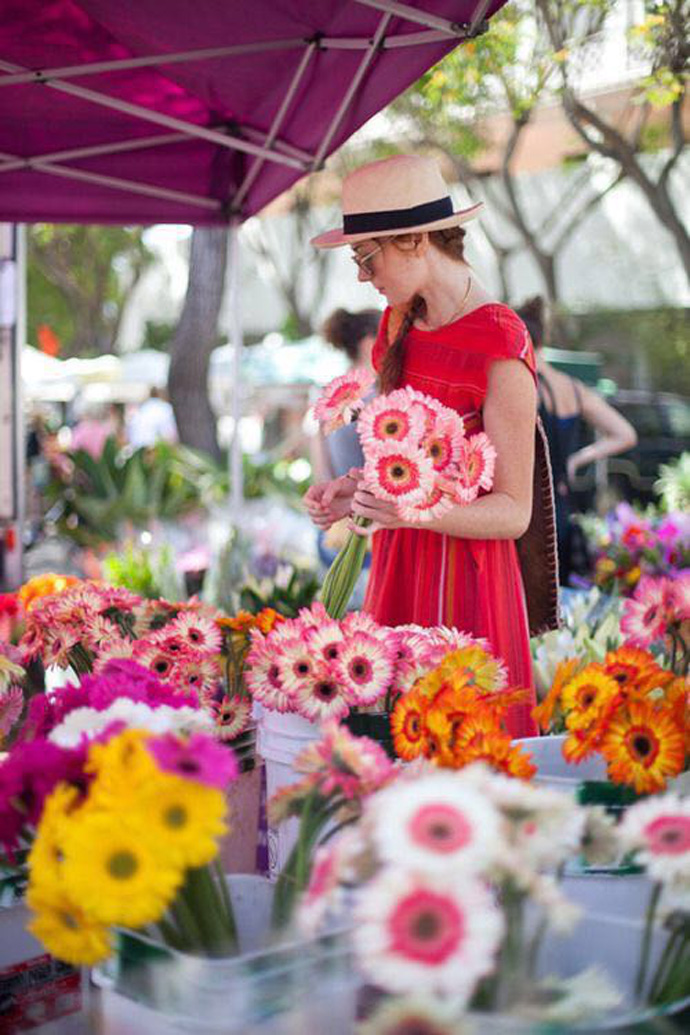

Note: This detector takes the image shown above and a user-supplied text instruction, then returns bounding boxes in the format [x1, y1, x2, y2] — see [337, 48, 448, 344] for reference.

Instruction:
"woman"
[305, 155, 557, 736]
[312, 308, 380, 483]
[518, 297, 637, 586]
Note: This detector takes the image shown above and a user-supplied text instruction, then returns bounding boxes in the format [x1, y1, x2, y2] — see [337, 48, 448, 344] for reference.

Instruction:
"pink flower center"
[408, 804, 472, 855]
[645, 815, 690, 855]
[389, 889, 464, 965]
[267, 664, 281, 687]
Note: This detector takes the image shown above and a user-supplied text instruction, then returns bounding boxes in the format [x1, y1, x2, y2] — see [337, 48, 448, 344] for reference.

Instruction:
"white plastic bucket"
[256, 711, 320, 880]
[518, 733, 607, 789]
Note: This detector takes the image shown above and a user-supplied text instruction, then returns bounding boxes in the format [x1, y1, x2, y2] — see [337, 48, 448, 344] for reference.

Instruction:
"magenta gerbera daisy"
[147, 731, 239, 789]
[363, 442, 434, 504]
[314, 369, 376, 433]
[0, 685, 23, 737]
[293, 664, 350, 722]
[453, 432, 497, 504]
[334, 632, 395, 706]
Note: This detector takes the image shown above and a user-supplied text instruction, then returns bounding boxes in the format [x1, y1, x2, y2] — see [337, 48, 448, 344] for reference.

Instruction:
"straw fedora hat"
[311, 154, 482, 249]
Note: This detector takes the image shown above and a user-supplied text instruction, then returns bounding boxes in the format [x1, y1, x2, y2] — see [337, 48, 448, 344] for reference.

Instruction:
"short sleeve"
[485, 306, 538, 387]
[371, 307, 391, 374]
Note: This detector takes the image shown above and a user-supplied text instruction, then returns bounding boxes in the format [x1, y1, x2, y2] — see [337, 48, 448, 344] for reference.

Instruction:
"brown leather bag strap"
[515, 416, 561, 635]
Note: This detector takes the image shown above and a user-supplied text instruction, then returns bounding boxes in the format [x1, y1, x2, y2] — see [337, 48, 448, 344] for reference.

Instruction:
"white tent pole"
[234, 41, 318, 210]
[0, 59, 307, 172]
[30, 161, 221, 210]
[228, 220, 244, 523]
[0, 224, 24, 590]
[313, 12, 392, 169]
[353, 0, 466, 35]
[0, 39, 306, 87]
[0, 133, 191, 173]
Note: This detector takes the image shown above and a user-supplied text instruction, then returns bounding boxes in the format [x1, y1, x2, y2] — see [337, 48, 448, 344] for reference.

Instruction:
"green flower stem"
[212, 856, 237, 945]
[319, 519, 370, 619]
[180, 866, 237, 956]
[166, 892, 204, 953]
[636, 881, 662, 998]
[495, 883, 525, 1011]
[648, 928, 680, 1004]
[156, 915, 185, 950]
[651, 931, 690, 1005]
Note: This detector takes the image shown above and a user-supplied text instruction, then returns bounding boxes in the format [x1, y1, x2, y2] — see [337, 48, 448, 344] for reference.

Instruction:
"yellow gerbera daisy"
[27, 883, 111, 966]
[600, 701, 685, 794]
[391, 688, 428, 762]
[138, 773, 227, 868]
[28, 782, 82, 886]
[437, 645, 505, 694]
[86, 728, 159, 804]
[61, 812, 183, 927]
[562, 666, 620, 731]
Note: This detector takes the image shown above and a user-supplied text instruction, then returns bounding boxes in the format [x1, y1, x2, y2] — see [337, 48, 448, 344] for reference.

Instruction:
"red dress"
[364, 303, 538, 738]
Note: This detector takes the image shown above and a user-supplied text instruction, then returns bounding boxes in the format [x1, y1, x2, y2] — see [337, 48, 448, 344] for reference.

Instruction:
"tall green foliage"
[28, 225, 154, 356]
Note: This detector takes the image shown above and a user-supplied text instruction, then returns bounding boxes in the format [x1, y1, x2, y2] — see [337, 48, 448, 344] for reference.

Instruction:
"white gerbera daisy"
[367, 772, 503, 876]
[167, 611, 222, 654]
[353, 867, 503, 999]
[619, 793, 690, 884]
[48, 700, 211, 747]
[293, 663, 350, 722]
[306, 621, 345, 665]
[274, 634, 315, 696]
[245, 632, 293, 712]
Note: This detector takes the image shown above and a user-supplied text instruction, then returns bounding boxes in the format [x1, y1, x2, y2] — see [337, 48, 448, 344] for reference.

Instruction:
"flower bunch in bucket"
[246, 602, 490, 724]
[25, 726, 239, 965]
[533, 647, 687, 794]
[390, 644, 536, 778]
[295, 763, 649, 1027]
[313, 372, 496, 618]
[0, 641, 25, 747]
[0, 659, 210, 871]
[588, 504, 690, 596]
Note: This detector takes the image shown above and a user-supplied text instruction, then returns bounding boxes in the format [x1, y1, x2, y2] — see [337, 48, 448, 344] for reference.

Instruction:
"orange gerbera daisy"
[563, 724, 605, 765]
[603, 647, 672, 697]
[423, 706, 456, 767]
[455, 713, 536, 780]
[600, 700, 685, 794]
[562, 666, 620, 732]
[391, 688, 428, 762]
[254, 608, 284, 635]
[532, 657, 581, 732]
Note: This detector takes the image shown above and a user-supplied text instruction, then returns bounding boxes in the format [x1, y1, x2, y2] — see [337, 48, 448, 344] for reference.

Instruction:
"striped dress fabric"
[364, 303, 539, 738]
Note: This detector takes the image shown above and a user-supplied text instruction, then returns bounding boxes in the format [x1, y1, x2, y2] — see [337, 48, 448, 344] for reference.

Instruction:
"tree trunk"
[168, 227, 228, 461]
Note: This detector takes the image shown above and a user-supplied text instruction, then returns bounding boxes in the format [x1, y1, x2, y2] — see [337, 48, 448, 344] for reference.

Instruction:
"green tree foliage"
[27, 225, 155, 356]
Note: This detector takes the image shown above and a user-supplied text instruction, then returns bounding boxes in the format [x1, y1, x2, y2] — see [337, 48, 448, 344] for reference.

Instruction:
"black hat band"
[342, 196, 454, 235]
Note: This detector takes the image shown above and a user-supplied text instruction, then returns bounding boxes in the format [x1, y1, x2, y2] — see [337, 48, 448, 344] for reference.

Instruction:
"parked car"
[570, 390, 690, 507]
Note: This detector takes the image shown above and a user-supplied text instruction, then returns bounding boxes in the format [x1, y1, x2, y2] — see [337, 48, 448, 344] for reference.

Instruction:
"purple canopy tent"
[0, 0, 505, 584]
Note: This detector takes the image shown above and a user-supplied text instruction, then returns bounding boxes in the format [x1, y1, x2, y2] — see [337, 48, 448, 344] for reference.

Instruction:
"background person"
[126, 387, 178, 449]
[517, 297, 637, 586]
[305, 154, 559, 738]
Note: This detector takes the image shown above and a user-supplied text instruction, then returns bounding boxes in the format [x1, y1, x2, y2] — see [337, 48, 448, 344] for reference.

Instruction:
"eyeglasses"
[351, 242, 382, 277]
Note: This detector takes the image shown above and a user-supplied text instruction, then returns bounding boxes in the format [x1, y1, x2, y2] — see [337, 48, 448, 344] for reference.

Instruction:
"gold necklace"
[420, 276, 473, 330]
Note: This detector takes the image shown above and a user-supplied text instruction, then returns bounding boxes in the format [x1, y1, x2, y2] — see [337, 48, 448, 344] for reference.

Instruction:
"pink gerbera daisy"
[453, 432, 497, 504]
[422, 413, 465, 474]
[363, 442, 434, 504]
[397, 484, 456, 524]
[0, 685, 23, 736]
[342, 611, 382, 637]
[169, 656, 221, 700]
[293, 664, 350, 722]
[209, 694, 252, 741]
[314, 369, 376, 433]
[168, 611, 223, 654]
[354, 868, 503, 999]
[306, 622, 345, 665]
[275, 635, 316, 696]
[621, 576, 677, 647]
[357, 393, 425, 451]
[670, 572, 690, 622]
[245, 631, 294, 712]
[334, 632, 395, 706]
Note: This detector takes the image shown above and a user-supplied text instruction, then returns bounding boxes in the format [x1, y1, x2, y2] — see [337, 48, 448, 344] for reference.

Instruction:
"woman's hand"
[349, 485, 406, 536]
[304, 469, 359, 530]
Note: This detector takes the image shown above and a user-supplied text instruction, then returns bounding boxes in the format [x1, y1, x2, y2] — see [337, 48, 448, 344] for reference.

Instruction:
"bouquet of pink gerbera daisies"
[313, 373, 496, 617]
